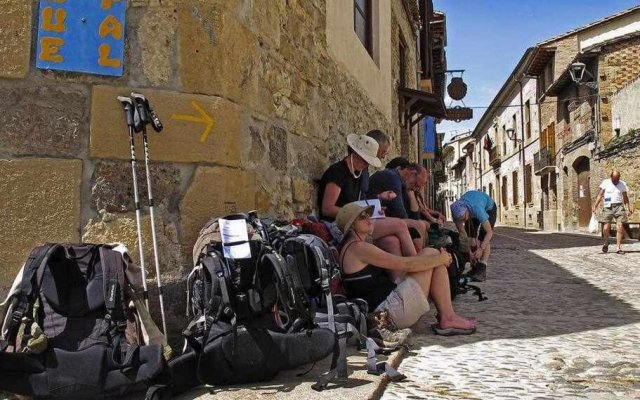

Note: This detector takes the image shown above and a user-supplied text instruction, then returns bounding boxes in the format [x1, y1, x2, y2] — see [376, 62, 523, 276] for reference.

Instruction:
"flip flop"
[431, 323, 476, 336]
[616, 249, 625, 254]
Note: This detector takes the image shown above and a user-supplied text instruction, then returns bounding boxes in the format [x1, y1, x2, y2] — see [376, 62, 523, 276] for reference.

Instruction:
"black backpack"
[431, 227, 487, 302]
[169, 214, 334, 394]
[0, 243, 168, 399]
[272, 228, 406, 391]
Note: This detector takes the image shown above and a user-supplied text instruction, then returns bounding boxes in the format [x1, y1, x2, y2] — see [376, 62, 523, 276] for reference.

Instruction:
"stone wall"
[612, 76, 640, 137]
[595, 36, 640, 224]
[390, 0, 420, 159]
[0, 0, 420, 333]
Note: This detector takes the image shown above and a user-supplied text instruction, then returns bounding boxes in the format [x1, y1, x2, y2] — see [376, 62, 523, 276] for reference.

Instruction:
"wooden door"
[575, 157, 592, 227]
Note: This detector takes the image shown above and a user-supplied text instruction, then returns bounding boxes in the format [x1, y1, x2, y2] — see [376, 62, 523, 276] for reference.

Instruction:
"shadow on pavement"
[419, 226, 640, 348]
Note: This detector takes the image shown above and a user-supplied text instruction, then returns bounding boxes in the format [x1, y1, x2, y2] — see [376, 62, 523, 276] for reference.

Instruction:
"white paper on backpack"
[353, 199, 385, 219]
[218, 218, 251, 259]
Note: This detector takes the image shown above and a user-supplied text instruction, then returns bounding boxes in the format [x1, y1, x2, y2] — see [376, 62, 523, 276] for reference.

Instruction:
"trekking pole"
[131, 92, 167, 335]
[117, 96, 150, 308]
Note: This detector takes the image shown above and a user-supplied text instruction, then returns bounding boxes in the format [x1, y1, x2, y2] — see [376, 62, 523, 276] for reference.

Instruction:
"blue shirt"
[460, 191, 496, 223]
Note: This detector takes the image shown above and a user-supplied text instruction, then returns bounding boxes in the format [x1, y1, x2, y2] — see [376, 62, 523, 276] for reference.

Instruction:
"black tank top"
[340, 241, 397, 310]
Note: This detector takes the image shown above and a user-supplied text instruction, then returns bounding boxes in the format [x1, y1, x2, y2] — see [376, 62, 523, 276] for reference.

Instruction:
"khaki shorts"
[375, 276, 430, 329]
[601, 204, 628, 224]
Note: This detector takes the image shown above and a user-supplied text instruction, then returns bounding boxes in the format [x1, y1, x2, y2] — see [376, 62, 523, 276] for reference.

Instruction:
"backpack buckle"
[11, 310, 24, 325]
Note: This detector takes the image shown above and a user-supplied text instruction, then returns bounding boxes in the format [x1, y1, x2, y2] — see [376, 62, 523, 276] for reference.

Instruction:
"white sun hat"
[346, 134, 382, 167]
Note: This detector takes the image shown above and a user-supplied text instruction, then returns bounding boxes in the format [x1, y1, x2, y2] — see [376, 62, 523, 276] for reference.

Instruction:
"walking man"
[592, 169, 634, 254]
[450, 190, 497, 282]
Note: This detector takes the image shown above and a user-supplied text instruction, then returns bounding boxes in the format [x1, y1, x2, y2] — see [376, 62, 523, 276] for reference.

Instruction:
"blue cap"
[450, 200, 468, 221]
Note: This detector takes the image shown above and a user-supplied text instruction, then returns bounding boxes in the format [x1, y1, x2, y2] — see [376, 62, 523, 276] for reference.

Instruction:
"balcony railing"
[534, 147, 555, 174]
[489, 147, 502, 167]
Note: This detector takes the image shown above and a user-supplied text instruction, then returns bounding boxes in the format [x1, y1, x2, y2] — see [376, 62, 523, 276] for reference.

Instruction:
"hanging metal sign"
[447, 77, 468, 100]
[36, 0, 126, 76]
[444, 106, 473, 122]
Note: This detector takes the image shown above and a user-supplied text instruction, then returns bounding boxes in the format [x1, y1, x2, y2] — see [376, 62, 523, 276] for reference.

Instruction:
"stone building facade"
[468, 68, 541, 229]
[529, 6, 640, 233]
[0, 0, 446, 331]
[442, 6, 640, 234]
[439, 131, 473, 221]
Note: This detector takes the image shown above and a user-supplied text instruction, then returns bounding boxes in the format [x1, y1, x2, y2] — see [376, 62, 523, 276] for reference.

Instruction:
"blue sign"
[423, 117, 436, 159]
[36, 0, 126, 77]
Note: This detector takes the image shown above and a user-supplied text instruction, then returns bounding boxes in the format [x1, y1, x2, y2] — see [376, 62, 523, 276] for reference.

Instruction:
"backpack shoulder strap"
[11, 244, 59, 326]
[99, 246, 127, 323]
[201, 252, 229, 307]
[200, 252, 226, 317]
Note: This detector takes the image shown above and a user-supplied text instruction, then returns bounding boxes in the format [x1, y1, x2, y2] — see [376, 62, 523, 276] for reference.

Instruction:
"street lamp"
[506, 127, 522, 143]
[569, 62, 598, 89]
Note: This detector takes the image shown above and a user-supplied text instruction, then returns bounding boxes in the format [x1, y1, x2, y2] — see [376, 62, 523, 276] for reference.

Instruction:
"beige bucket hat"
[347, 134, 382, 168]
[336, 202, 375, 234]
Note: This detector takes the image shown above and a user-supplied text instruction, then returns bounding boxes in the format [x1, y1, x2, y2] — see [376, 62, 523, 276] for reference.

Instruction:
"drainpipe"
[480, 141, 483, 190]
[517, 78, 527, 228]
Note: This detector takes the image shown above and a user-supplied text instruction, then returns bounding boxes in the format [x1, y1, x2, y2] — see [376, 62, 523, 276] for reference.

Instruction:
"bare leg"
[375, 235, 401, 255]
[408, 265, 476, 331]
[374, 236, 407, 281]
[616, 222, 625, 251]
[480, 243, 491, 264]
[603, 222, 611, 245]
[405, 219, 428, 249]
[372, 217, 416, 256]
[428, 265, 476, 330]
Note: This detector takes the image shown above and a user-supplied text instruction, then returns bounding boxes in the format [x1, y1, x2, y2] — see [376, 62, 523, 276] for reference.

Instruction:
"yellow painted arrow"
[171, 101, 215, 143]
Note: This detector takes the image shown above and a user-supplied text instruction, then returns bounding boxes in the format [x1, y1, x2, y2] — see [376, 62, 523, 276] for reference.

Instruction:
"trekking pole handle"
[130, 92, 150, 123]
[131, 92, 163, 133]
[117, 96, 135, 127]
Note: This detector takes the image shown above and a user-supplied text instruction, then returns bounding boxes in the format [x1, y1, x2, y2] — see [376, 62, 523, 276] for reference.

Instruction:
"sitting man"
[337, 202, 477, 335]
[368, 157, 429, 251]
[317, 134, 417, 258]
[383, 159, 444, 225]
[450, 190, 497, 282]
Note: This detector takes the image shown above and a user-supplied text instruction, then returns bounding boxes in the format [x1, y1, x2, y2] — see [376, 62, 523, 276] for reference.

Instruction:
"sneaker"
[368, 327, 411, 348]
[368, 310, 403, 347]
[467, 262, 487, 282]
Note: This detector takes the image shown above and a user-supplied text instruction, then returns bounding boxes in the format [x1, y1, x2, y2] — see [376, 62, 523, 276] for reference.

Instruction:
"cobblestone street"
[384, 227, 640, 400]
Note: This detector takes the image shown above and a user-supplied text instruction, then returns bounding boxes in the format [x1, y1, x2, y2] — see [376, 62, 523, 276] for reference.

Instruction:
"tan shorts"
[601, 204, 628, 224]
[375, 276, 430, 329]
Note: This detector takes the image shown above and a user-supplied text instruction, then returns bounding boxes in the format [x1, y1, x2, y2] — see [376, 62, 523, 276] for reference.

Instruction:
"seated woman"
[317, 134, 417, 258]
[336, 202, 477, 335]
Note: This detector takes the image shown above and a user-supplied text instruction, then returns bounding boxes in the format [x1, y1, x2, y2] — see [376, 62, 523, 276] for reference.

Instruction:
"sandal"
[431, 323, 476, 336]
[602, 244, 609, 253]
[616, 249, 625, 254]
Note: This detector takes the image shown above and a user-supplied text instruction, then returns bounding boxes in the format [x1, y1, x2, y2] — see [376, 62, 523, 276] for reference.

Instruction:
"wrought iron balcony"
[489, 147, 501, 167]
[534, 147, 556, 174]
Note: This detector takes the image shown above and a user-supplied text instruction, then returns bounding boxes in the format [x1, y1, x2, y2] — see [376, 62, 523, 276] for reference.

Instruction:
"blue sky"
[434, 0, 640, 143]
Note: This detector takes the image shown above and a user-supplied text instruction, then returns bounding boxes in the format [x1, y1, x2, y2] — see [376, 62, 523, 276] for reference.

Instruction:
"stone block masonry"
[0, 0, 421, 336]
[0, 159, 82, 289]
[0, 0, 31, 78]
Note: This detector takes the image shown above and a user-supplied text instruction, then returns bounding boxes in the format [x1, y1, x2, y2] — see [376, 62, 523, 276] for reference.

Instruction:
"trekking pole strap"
[365, 337, 406, 381]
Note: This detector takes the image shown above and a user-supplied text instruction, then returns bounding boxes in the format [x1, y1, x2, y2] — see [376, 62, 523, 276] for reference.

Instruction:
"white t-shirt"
[599, 178, 628, 207]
